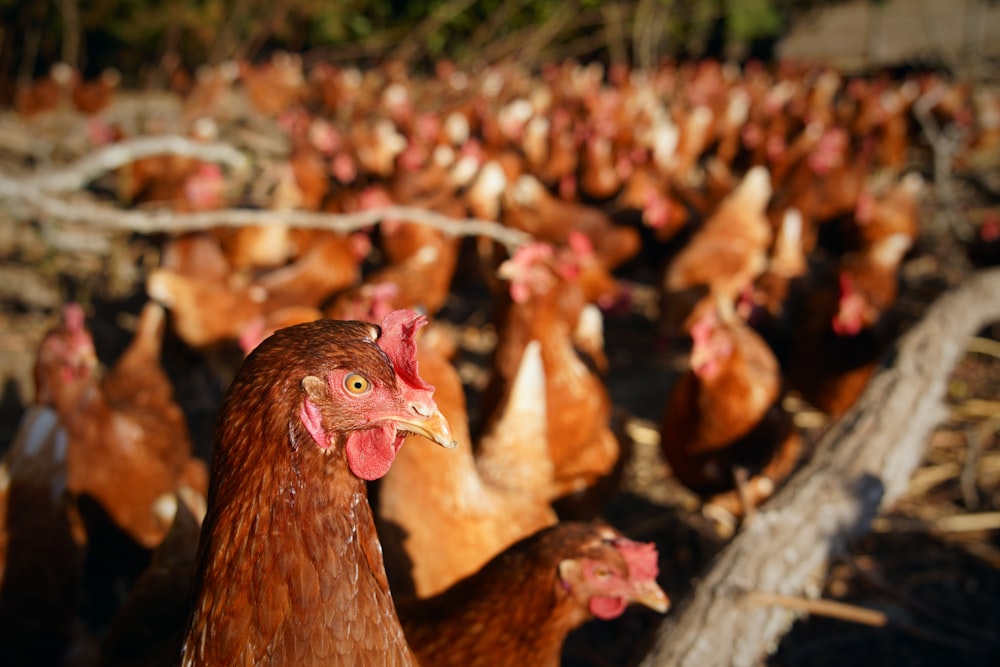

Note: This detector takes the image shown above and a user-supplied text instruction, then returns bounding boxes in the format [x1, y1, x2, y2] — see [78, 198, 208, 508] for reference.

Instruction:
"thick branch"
[640, 268, 1000, 667]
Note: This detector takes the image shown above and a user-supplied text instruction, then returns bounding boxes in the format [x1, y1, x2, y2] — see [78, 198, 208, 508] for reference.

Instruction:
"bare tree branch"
[0, 132, 530, 252]
[9, 135, 250, 193]
[55, 0, 80, 70]
[4, 186, 531, 252]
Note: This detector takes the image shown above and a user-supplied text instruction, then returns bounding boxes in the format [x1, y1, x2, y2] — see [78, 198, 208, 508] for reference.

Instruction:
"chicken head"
[298, 309, 455, 480]
[557, 529, 669, 620]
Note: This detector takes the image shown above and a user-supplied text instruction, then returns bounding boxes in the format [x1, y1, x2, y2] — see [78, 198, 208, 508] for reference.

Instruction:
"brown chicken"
[146, 267, 266, 349]
[346, 184, 464, 317]
[399, 521, 669, 667]
[99, 497, 203, 667]
[14, 62, 75, 117]
[482, 242, 620, 512]
[378, 337, 556, 598]
[0, 407, 85, 667]
[660, 165, 773, 338]
[851, 172, 924, 250]
[36, 302, 207, 549]
[501, 173, 640, 271]
[743, 207, 810, 350]
[71, 68, 121, 115]
[237, 51, 306, 117]
[788, 232, 911, 417]
[151, 225, 366, 351]
[659, 307, 802, 517]
[254, 231, 370, 310]
[181, 310, 455, 666]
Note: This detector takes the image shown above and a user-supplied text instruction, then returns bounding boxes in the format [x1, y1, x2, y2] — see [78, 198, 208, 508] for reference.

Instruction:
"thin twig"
[514, 3, 578, 67]
[468, 0, 534, 57]
[959, 420, 993, 510]
[390, 0, 480, 63]
[602, 2, 629, 66]
[966, 336, 1000, 361]
[55, 0, 80, 70]
[744, 591, 888, 627]
[748, 590, 982, 651]
[933, 511, 1000, 533]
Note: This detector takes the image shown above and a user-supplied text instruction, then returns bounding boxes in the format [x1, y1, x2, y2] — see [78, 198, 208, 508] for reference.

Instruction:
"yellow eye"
[344, 373, 370, 395]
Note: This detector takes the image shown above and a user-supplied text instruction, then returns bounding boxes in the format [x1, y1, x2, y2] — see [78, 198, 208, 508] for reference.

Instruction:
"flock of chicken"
[2, 53, 997, 666]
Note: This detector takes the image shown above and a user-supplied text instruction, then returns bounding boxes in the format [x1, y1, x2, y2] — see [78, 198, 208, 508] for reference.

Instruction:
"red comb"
[377, 309, 432, 391]
[567, 231, 594, 257]
[512, 242, 555, 268]
[64, 303, 86, 333]
[614, 538, 660, 581]
[689, 309, 718, 345]
[838, 271, 855, 297]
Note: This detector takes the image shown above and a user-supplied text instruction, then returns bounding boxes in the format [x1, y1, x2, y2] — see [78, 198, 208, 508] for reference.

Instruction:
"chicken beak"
[629, 579, 670, 614]
[395, 404, 457, 449]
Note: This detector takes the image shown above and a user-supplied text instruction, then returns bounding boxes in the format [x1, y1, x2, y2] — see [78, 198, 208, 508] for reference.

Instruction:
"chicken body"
[661, 166, 773, 337]
[378, 339, 556, 598]
[399, 521, 668, 667]
[0, 407, 84, 667]
[659, 310, 801, 515]
[99, 499, 203, 667]
[788, 233, 910, 417]
[484, 242, 619, 508]
[37, 303, 206, 549]
[181, 311, 454, 666]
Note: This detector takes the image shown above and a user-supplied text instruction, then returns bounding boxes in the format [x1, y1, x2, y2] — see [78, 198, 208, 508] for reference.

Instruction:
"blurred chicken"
[37, 303, 207, 548]
[850, 172, 924, 250]
[150, 224, 367, 350]
[254, 231, 369, 310]
[502, 173, 640, 271]
[788, 232, 912, 416]
[349, 184, 464, 317]
[120, 154, 226, 213]
[660, 166, 773, 338]
[659, 307, 802, 518]
[615, 161, 692, 243]
[399, 521, 668, 667]
[98, 498, 203, 667]
[482, 242, 620, 513]
[146, 268, 266, 349]
[71, 68, 121, 115]
[237, 51, 306, 117]
[771, 125, 870, 252]
[14, 62, 75, 117]
[0, 407, 85, 667]
[744, 207, 810, 352]
[378, 338, 556, 598]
